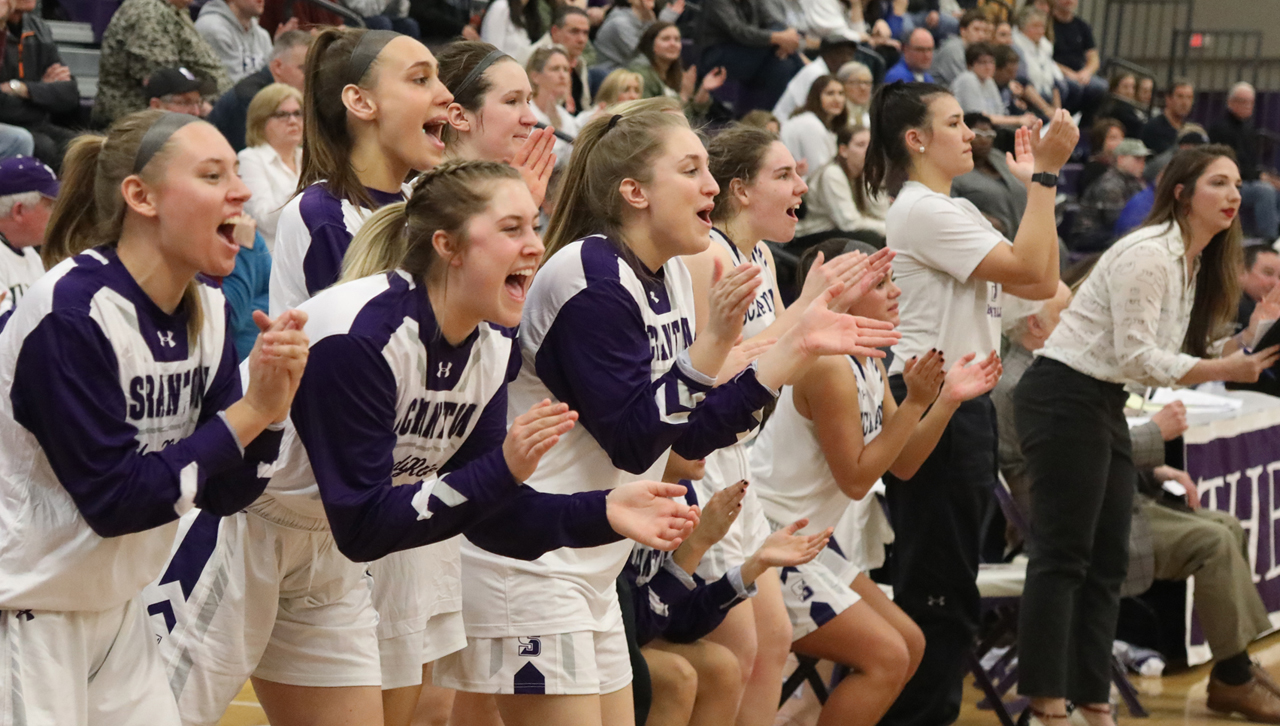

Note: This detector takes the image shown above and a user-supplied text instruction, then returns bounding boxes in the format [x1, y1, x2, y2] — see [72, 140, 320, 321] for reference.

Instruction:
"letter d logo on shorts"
[518, 636, 541, 657]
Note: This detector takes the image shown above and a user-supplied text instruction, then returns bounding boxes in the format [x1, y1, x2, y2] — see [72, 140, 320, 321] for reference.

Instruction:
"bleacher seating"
[47, 19, 100, 102]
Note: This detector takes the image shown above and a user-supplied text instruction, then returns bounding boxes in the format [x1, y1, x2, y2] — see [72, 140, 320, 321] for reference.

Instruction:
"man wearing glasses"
[884, 28, 935, 84]
[145, 67, 215, 118]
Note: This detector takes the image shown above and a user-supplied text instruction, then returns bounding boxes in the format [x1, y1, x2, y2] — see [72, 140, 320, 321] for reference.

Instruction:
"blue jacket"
[884, 58, 934, 85]
[222, 232, 271, 362]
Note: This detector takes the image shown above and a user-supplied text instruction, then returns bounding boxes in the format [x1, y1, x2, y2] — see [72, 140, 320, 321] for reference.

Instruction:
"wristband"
[1030, 172, 1059, 188]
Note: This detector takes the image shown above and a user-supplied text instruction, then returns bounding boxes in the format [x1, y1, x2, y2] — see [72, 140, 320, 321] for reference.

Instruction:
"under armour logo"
[157, 330, 175, 348]
[15, 610, 33, 622]
[649, 291, 660, 304]
[518, 636, 541, 657]
[437, 362, 453, 378]
[927, 596, 946, 607]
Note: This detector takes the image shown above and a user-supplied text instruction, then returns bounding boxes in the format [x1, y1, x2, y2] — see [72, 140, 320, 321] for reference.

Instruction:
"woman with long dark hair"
[631, 21, 726, 122]
[862, 81, 1076, 726]
[595, 0, 681, 72]
[780, 75, 849, 177]
[480, 0, 548, 58]
[1014, 145, 1279, 726]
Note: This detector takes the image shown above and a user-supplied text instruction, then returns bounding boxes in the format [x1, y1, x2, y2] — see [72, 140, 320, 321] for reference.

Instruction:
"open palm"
[796, 286, 901, 358]
[606, 481, 702, 550]
[1004, 125, 1036, 185]
[941, 351, 1002, 403]
[754, 520, 831, 567]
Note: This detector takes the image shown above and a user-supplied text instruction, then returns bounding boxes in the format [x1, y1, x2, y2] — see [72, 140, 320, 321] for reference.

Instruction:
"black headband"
[346, 29, 400, 86]
[133, 112, 199, 174]
[606, 113, 622, 131]
[453, 48, 508, 98]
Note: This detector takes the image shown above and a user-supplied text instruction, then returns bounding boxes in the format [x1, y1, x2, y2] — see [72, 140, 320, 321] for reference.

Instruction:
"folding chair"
[779, 655, 829, 708]
[972, 475, 1149, 722]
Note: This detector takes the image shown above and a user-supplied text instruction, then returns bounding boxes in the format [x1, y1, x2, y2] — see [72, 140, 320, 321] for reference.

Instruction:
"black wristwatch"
[1030, 171, 1059, 188]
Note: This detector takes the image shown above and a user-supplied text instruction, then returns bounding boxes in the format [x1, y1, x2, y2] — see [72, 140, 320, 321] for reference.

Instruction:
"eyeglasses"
[973, 129, 997, 138]
[846, 80, 873, 88]
[271, 110, 303, 121]
[161, 96, 203, 111]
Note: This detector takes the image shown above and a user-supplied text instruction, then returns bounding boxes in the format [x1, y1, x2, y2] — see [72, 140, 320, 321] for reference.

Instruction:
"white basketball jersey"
[751, 356, 884, 535]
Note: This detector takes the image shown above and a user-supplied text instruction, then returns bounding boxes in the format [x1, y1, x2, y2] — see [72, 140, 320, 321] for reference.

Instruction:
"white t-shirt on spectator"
[238, 144, 302, 253]
[531, 102, 580, 168]
[0, 238, 44, 310]
[887, 181, 1006, 375]
[802, 0, 866, 41]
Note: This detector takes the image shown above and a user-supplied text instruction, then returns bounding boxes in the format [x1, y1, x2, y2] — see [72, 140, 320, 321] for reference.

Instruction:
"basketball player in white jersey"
[0, 110, 309, 725]
[681, 124, 893, 726]
[266, 27, 480, 722]
[148, 160, 698, 726]
[439, 98, 901, 726]
[750, 237, 1000, 726]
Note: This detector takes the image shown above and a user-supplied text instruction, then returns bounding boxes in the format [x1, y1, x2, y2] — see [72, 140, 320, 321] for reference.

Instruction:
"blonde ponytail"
[340, 162, 523, 287]
[43, 134, 108, 270]
[341, 202, 410, 282]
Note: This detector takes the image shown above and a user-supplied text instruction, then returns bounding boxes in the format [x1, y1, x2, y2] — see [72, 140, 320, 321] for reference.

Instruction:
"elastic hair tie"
[606, 114, 622, 131]
[453, 48, 508, 98]
[346, 29, 400, 86]
[133, 112, 199, 174]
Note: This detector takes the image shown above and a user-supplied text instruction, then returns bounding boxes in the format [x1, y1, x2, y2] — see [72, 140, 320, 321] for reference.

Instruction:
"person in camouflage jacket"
[92, 0, 231, 125]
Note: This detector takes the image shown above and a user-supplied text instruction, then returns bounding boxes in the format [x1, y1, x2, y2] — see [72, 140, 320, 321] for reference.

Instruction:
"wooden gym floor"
[218, 631, 1280, 726]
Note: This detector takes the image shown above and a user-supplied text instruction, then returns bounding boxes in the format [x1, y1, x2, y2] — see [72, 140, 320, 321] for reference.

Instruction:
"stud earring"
[919, 146, 926, 152]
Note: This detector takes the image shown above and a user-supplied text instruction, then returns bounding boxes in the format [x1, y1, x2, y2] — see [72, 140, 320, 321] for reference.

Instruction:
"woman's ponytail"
[342, 161, 523, 285]
[341, 202, 410, 282]
[298, 26, 384, 211]
[42, 134, 107, 270]
[43, 109, 207, 341]
[863, 81, 950, 197]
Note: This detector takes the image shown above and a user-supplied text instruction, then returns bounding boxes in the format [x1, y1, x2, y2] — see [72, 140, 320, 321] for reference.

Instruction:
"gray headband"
[452, 48, 508, 99]
[133, 112, 199, 174]
[346, 29, 401, 86]
[842, 238, 880, 257]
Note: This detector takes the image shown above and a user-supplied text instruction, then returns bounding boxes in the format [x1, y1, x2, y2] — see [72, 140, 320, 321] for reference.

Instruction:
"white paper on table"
[1149, 387, 1244, 411]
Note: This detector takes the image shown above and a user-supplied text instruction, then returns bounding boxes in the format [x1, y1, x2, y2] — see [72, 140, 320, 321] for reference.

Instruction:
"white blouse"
[237, 143, 301, 252]
[1039, 221, 1202, 387]
[801, 0, 866, 41]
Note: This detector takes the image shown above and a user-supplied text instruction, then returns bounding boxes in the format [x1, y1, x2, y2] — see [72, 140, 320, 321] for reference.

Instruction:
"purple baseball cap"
[0, 156, 58, 198]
